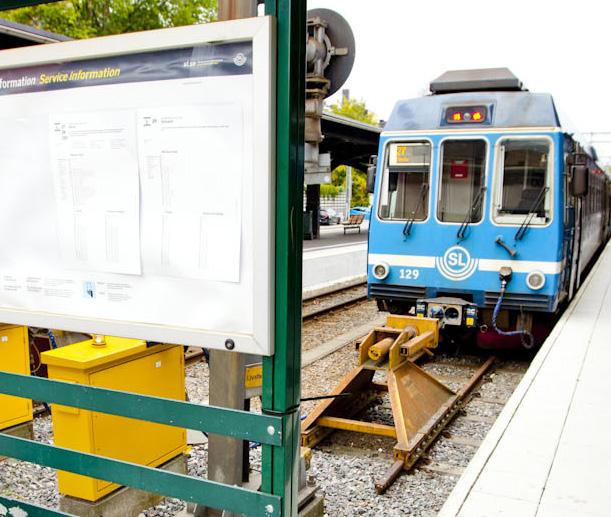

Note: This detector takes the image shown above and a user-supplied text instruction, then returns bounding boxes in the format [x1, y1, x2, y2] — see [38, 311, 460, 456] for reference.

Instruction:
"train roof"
[385, 91, 562, 131]
[430, 67, 524, 94]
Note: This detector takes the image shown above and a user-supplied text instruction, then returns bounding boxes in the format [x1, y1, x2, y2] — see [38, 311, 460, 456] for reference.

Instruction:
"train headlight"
[526, 271, 545, 290]
[372, 262, 390, 280]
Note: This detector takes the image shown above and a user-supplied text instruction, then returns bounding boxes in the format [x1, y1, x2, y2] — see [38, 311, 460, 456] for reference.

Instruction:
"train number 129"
[399, 268, 420, 280]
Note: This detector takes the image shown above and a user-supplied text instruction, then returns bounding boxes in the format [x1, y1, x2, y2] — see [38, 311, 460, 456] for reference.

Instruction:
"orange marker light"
[472, 111, 482, 121]
[452, 112, 462, 121]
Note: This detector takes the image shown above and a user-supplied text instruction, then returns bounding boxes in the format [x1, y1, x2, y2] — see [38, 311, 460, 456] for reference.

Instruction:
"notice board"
[0, 17, 275, 355]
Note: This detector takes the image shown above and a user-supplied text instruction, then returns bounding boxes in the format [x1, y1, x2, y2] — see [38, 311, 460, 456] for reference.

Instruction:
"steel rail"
[375, 356, 496, 493]
[302, 284, 368, 320]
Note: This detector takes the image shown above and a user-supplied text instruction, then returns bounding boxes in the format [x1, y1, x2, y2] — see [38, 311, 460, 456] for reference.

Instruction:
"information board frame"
[0, 16, 275, 355]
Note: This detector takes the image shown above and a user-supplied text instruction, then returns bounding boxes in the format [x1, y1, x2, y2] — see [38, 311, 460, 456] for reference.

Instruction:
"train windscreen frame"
[437, 139, 487, 223]
[494, 137, 553, 225]
[379, 141, 432, 221]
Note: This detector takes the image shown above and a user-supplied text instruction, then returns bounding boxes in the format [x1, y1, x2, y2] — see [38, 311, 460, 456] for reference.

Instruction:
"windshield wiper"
[403, 183, 429, 239]
[457, 186, 487, 240]
[515, 186, 549, 241]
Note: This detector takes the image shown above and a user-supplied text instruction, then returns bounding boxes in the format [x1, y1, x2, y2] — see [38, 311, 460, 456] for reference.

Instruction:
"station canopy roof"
[320, 112, 381, 171]
[0, 17, 69, 49]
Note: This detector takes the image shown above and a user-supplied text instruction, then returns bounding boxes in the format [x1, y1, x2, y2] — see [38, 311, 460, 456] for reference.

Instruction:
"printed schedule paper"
[50, 110, 141, 275]
[138, 104, 243, 282]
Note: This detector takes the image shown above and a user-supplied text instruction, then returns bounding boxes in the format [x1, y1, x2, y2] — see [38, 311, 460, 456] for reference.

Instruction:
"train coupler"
[416, 297, 478, 329]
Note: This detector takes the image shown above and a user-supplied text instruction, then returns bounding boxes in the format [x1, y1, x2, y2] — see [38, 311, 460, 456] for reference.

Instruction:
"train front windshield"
[378, 142, 431, 221]
[437, 139, 486, 223]
[495, 139, 551, 221]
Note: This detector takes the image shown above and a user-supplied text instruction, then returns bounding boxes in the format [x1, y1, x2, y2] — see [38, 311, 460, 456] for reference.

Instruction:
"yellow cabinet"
[42, 337, 186, 501]
[0, 325, 32, 431]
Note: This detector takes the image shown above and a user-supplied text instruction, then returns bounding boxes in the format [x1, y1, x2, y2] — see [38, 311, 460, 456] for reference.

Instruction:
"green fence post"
[262, 0, 306, 516]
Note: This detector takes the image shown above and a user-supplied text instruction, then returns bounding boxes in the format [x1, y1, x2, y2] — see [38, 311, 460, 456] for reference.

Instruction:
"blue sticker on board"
[83, 281, 96, 299]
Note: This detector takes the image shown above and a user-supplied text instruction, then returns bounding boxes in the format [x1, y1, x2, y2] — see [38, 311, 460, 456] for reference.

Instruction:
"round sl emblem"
[233, 53, 247, 66]
[435, 245, 478, 281]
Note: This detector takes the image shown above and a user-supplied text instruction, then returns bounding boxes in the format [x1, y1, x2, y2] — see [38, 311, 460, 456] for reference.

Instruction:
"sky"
[307, 0, 611, 164]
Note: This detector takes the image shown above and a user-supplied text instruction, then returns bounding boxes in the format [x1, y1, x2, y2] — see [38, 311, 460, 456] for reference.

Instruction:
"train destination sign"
[0, 17, 275, 355]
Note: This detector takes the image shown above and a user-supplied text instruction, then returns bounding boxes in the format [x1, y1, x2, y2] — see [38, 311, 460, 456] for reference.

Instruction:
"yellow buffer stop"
[42, 336, 186, 502]
[0, 325, 32, 431]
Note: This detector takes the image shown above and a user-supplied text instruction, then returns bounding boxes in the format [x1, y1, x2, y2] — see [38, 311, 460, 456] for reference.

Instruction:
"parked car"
[319, 208, 341, 225]
[349, 206, 371, 221]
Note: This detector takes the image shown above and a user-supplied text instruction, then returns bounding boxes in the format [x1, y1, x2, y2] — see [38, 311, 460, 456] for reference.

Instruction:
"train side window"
[379, 141, 431, 221]
[437, 139, 486, 223]
[494, 138, 552, 224]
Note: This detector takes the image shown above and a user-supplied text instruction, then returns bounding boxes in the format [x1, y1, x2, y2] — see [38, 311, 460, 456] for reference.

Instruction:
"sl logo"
[436, 245, 478, 281]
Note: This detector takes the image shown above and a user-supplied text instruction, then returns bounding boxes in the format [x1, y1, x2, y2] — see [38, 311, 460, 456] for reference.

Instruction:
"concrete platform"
[439, 242, 611, 517]
[302, 224, 368, 299]
[303, 222, 368, 251]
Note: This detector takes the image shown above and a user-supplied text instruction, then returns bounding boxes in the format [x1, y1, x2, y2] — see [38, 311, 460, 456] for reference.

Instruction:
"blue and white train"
[367, 68, 610, 348]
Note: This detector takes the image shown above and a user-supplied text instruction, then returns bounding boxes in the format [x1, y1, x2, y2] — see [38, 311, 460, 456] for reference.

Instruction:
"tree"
[326, 96, 379, 207]
[1, 0, 217, 39]
[329, 96, 378, 126]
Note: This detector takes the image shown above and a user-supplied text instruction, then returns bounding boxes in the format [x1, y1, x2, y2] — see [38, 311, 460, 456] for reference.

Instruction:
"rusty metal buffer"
[301, 315, 493, 492]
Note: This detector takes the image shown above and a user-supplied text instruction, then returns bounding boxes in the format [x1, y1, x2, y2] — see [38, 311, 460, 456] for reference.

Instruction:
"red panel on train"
[450, 160, 469, 179]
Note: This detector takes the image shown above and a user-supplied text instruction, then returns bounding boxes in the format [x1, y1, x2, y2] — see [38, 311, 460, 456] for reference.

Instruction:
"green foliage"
[320, 183, 342, 198]
[328, 96, 378, 126]
[2, 0, 217, 38]
[331, 165, 345, 188]
[327, 96, 378, 207]
[351, 172, 368, 206]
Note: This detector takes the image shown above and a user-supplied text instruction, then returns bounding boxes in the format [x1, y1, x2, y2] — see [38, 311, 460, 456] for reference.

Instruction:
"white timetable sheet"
[138, 105, 243, 282]
[50, 110, 141, 275]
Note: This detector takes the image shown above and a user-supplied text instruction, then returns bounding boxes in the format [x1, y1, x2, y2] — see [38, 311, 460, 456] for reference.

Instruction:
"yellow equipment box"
[42, 336, 186, 502]
[0, 325, 32, 431]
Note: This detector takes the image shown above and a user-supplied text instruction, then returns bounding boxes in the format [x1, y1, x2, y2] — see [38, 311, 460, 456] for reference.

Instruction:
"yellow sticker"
[466, 317, 474, 326]
[396, 145, 410, 163]
[244, 364, 263, 389]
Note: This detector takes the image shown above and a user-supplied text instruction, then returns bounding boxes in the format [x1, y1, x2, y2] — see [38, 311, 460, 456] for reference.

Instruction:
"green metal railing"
[0, 372, 282, 445]
[0, 372, 283, 516]
[0, 0, 306, 515]
[0, 496, 71, 516]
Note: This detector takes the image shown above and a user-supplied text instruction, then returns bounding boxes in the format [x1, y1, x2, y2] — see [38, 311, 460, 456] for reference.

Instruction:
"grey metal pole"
[195, 5, 258, 517]
[217, 0, 257, 21]
[345, 166, 352, 219]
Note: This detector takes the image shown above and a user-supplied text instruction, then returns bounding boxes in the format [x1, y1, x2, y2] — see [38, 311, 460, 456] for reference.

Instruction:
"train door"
[560, 150, 574, 302]
[567, 151, 591, 298]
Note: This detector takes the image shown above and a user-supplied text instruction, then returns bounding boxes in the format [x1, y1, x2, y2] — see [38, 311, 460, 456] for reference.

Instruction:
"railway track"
[302, 283, 368, 320]
[301, 337, 530, 516]
[185, 284, 370, 365]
